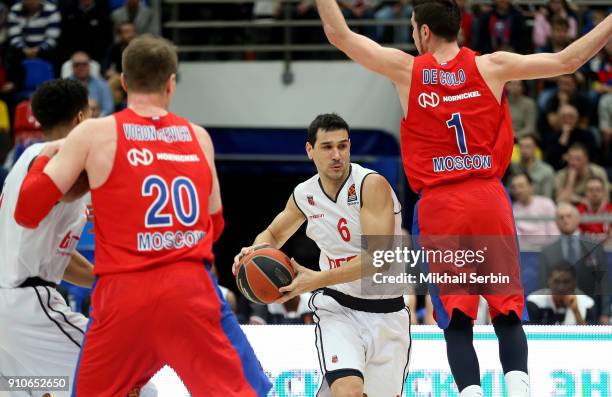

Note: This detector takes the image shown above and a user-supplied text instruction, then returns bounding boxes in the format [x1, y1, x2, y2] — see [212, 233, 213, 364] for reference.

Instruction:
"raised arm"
[232, 194, 306, 274]
[315, 0, 413, 86]
[481, 14, 612, 84]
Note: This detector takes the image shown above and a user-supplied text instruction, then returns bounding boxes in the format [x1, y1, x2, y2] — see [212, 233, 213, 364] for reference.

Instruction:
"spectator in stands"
[511, 172, 559, 236]
[69, 51, 113, 116]
[576, 176, 612, 241]
[545, 104, 599, 169]
[374, 0, 412, 43]
[475, 0, 526, 54]
[111, 0, 155, 35]
[456, 0, 474, 48]
[532, 0, 577, 50]
[599, 92, 612, 165]
[540, 203, 609, 324]
[511, 134, 556, 199]
[555, 143, 609, 204]
[60, 0, 113, 64]
[588, 37, 612, 95]
[542, 74, 592, 135]
[507, 80, 536, 138]
[339, 0, 377, 40]
[527, 262, 595, 325]
[7, 0, 61, 65]
[102, 21, 136, 78]
[88, 98, 100, 118]
[249, 293, 313, 325]
[536, 16, 572, 54]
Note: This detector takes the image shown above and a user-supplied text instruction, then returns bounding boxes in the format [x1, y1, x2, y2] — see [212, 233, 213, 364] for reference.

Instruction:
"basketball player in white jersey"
[0, 79, 93, 397]
[234, 113, 411, 397]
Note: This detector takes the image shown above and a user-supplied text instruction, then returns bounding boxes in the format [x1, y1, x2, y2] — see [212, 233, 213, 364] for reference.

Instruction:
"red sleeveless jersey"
[91, 108, 214, 275]
[400, 47, 514, 193]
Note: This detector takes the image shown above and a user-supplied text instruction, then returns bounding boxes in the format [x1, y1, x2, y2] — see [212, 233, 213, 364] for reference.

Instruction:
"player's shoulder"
[361, 173, 390, 195]
[294, 173, 319, 194]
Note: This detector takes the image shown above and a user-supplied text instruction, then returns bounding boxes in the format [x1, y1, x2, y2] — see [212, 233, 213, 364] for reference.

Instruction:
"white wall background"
[171, 61, 404, 137]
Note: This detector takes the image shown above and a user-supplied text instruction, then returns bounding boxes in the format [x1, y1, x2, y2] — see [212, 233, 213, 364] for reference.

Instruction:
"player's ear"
[120, 73, 128, 93]
[167, 73, 177, 95]
[305, 142, 314, 160]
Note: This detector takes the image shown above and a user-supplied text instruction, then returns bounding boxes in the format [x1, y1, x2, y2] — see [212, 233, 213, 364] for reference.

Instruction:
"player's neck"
[428, 41, 461, 64]
[127, 93, 170, 117]
[44, 127, 69, 142]
[319, 169, 350, 199]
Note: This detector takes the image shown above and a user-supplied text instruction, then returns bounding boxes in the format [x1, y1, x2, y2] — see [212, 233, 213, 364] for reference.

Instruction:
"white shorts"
[309, 289, 412, 397]
[0, 286, 87, 397]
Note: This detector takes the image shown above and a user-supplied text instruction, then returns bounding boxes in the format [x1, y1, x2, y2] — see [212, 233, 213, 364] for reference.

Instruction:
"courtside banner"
[149, 325, 612, 396]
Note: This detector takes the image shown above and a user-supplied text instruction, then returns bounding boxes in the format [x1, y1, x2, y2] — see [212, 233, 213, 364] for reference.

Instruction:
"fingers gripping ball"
[236, 247, 296, 304]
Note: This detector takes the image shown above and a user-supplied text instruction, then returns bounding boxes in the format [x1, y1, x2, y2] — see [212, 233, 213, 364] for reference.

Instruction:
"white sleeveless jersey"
[293, 163, 402, 298]
[0, 143, 88, 288]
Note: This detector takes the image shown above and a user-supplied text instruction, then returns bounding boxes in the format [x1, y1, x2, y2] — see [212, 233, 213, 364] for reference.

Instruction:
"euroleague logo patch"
[418, 92, 440, 108]
[127, 148, 154, 166]
[347, 183, 358, 205]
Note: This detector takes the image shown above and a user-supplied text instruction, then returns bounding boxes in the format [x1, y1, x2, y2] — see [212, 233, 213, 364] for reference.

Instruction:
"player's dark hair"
[549, 261, 576, 279]
[413, 0, 461, 42]
[31, 79, 89, 132]
[512, 172, 533, 186]
[307, 113, 350, 146]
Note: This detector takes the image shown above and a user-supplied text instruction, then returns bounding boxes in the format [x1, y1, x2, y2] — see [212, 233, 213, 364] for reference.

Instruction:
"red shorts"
[73, 262, 271, 396]
[413, 178, 525, 328]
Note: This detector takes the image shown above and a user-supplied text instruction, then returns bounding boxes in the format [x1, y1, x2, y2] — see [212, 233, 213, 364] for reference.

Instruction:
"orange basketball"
[235, 247, 296, 304]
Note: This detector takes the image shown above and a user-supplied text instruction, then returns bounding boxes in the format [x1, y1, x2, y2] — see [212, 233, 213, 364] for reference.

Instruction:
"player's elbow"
[324, 23, 348, 48]
[558, 53, 583, 75]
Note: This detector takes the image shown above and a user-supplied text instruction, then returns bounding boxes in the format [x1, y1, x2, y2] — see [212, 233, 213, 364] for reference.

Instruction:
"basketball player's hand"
[40, 139, 65, 158]
[232, 243, 271, 275]
[276, 258, 321, 303]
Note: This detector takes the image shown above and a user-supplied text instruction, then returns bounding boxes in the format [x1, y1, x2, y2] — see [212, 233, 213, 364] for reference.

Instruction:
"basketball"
[235, 247, 296, 304]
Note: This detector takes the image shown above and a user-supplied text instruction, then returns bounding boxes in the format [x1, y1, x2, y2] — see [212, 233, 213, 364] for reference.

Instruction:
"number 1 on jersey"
[446, 112, 468, 154]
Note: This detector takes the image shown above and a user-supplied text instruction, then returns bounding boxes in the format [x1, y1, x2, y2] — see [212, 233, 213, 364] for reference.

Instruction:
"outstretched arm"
[316, 0, 413, 86]
[481, 14, 612, 83]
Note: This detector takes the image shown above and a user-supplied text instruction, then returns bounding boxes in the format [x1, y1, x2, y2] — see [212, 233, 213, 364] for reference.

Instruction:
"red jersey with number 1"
[90, 108, 214, 275]
[400, 47, 514, 193]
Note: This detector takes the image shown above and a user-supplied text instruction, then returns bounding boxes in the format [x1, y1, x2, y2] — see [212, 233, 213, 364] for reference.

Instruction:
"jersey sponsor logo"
[422, 68, 466, 86]
[156, 152, 200, 163]
[326, 254, 357, 269]
[123, 124, 192, 143]
[347, 183, 358, 205]
[307, 195, 315, 206]
[58, 231, 80, 255]
[127, 148, 154, 166]
[418, 92, 440, 108]
[308, 213, 324, 220]
[137, 229, 206, 252]
[432, 154, 492, 173]
[443, 90, 481, 103]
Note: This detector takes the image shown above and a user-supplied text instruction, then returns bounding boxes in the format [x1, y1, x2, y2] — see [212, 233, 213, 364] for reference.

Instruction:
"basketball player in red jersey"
[13, 35, 271, 397]
[313, 1, 612, 396]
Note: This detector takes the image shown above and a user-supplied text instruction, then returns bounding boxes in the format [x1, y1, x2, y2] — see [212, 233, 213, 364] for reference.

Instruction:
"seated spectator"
[456, 0, 474, 48]
[527, 262, 595, 325]
[545, 104, 599, 169]
[61, 57, 101, 79]
[575, 176, 612, 241]
[540, 203, 609, 323]
[507, 80, 537, 139]
[587, 37, 612, 95]
[249, 293, 313, 325]
[374, 0, 412, 43]
[339, 0, 377, 40]
[59, 0, 112, 63]
[532, 0, 577, 50]
[102, 21, 136, 78]
[68, 51, 114, 116]
[88, 98, 101, 118]
[599, 92, 612, 165]
[7, 0, 61, 66]
[536, 16, 571, 54]
[511, 172, 559, 237]
[475, 0, 526, 54]
[111, 0, 156, 35]
[555, 143, 608, 204]
[511, 134, 556, 199]
[541, 74, 592, 135]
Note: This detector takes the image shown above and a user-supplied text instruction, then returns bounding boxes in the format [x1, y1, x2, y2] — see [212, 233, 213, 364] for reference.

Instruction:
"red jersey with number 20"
[90, 108, 214, 275]
[401, 47, 514, 193]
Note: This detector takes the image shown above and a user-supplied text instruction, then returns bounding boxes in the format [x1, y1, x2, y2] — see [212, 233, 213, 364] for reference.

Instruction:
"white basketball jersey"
[293, 163, 402, 298]
[0, 143, 88, 288]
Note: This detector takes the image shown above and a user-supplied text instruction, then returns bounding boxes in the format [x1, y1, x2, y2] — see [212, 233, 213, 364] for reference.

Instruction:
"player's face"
[308, 129, 350, 181]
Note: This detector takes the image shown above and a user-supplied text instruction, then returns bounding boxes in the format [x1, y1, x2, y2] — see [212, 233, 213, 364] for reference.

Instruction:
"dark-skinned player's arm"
[315, 0, 412, 87]
[191, 123, 224, 242]
[63, 251, 95, 288]
[480, 14, 612, 83]
[14, 119, 98, 228]
[232, 194, 306, 275]
[277, 174, 395, 303]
